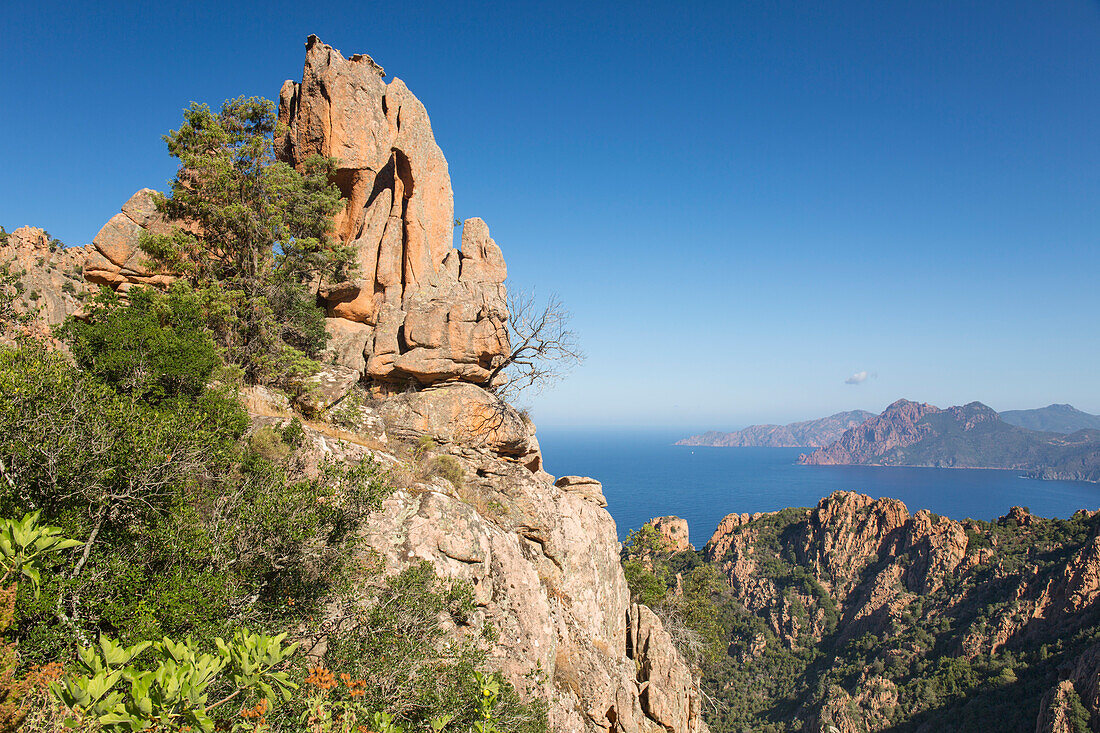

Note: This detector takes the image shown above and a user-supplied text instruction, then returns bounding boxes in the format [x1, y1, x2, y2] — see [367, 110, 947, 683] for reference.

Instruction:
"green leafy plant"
[472, 671, 502, 733]
[0, 511, 81, 596]
[50, 630, 298, 732]
[0, 502, 77, 732]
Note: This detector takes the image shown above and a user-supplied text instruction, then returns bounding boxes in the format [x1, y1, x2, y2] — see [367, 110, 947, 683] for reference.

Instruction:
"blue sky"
[3, 1, 1098, 430]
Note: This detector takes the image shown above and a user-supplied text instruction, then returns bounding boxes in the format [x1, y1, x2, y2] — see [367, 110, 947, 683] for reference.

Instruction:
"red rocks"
[799, 399, 940, 466]
[84, 189, 177, 293]
[278, 36, 510, 388]
[649, 516, 693, 552]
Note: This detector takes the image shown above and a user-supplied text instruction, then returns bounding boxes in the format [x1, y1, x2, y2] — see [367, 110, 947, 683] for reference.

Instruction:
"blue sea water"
[536, 428, 1100, 547]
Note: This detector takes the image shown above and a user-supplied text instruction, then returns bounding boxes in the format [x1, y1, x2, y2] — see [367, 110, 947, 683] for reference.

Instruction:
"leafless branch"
[488, 290, 584, 400]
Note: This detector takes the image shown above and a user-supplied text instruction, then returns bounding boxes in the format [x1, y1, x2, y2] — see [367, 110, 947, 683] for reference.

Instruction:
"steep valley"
[624, 495, 1100, 732]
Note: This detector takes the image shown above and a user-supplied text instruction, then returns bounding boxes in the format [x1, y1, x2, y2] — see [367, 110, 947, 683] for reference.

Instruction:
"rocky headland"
[799, 399, 1100, 483]
[676, 410, 875, 448]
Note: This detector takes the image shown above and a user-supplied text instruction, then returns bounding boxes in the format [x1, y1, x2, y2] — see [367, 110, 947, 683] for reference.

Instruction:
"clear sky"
[3, 1, 1098, 431]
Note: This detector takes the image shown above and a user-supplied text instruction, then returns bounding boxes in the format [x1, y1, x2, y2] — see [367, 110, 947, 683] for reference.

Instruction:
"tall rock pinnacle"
[277, 35, 510, 388]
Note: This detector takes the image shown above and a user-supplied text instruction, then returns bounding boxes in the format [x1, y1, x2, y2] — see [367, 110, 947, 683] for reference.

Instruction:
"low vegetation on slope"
[623, 496, 1100, 732]
[0, 93, 547, 732]
[0, 306, 544, 732]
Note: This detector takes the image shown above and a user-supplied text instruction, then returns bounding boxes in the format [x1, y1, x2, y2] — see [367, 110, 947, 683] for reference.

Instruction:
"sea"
[537, 428, 1100, 547]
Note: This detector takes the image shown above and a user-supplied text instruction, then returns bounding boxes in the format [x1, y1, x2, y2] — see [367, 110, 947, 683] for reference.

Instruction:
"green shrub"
[322, 561, 547, 733]
[58, 283, 219, 404]
[430, 455, 465, 488]
[0, 343, 385, 664]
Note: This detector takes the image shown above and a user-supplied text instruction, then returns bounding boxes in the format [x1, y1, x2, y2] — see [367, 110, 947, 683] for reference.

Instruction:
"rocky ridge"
[702, 492, 1100, 731]
[799, 399, 1100, 482]
[676, 410, 875, 449]
[2, 36, 707, 733]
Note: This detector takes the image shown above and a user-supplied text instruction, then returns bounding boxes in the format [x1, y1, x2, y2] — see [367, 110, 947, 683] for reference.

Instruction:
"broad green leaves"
[0, 510, 81, 596]
[50, 629, 298, 732]
[472, 671, 503, 733]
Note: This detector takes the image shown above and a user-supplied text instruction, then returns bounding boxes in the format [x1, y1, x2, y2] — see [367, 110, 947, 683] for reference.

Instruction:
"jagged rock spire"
[277, 36, 510, 387]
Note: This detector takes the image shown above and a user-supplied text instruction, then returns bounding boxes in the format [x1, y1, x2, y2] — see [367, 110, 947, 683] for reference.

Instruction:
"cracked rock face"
[277, 36, 510, 389]
[83, 188, 177, 295]
[285, 402, 709, 733]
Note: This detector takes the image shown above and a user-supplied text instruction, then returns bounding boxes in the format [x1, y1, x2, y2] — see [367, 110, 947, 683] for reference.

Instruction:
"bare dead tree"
[488, 289, 584, 400]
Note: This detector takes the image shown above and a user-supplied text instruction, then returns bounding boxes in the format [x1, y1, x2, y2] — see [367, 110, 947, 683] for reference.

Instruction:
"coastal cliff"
[677, 410, 874, 448]
[799, 399, 1100, 482]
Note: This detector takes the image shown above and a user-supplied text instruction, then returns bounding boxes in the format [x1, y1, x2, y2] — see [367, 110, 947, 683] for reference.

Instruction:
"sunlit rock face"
[277, 35, 509, 388]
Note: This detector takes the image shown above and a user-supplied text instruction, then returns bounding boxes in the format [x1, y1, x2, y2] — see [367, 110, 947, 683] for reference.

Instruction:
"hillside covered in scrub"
[800, 399, 1100, 483]
[0, 36, 706, 733]
[622, 494, 1100, 732]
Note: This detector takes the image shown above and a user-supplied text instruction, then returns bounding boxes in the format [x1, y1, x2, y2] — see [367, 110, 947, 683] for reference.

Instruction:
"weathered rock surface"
[1036, 680, 1086, 733]
[83, 189, 177, 293]
[253, 385, 708, 733]
[295, 364, 362, 416]
[649, 516, 693, 553]
[0, 226, 93, 339]
[376, 382, 543, 471]
[630, 603, 702, 731]
[277, 36, 510, 388]
[554, 476, 608, 508]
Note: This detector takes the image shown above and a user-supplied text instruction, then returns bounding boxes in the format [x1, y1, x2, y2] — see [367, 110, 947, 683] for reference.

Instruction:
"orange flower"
[240, 698, 269, 722]
[305, 666, 337, 690]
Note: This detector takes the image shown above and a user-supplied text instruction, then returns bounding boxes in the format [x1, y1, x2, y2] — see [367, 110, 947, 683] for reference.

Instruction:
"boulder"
[650, 516, 693, 552]
[92, 213, 144, 267]
[296, 364, 361, 416]
[554, 476, 608, 507]
[324, 318, 374, 376]
[377, 382, 541, 469]
[459, 217, 507, 284]
[84, 189, 176, 294]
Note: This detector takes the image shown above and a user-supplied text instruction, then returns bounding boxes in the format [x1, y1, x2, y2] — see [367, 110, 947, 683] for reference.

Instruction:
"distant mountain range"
[676, 410, 876, 448]
[798, 399, 1100, 482]
[999, 403, 1100, 433]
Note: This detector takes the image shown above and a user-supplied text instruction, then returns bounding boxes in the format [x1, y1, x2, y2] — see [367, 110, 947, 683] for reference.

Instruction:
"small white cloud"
[845, 371, 869, 385]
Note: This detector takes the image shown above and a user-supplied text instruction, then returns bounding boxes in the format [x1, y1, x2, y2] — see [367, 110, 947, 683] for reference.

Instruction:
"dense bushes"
[58, 285, 218, 404]
[0, 267, 548, 731]
[0, 340, 381, 660]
